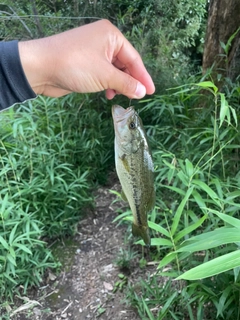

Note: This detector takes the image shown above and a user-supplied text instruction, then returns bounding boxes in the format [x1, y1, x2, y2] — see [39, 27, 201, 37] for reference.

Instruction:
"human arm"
[1, 19, 155, 110]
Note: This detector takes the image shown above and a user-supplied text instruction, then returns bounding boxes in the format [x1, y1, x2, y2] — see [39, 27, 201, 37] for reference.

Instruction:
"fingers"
[106, 64, 147, 100]
[114, 38, 155, 96]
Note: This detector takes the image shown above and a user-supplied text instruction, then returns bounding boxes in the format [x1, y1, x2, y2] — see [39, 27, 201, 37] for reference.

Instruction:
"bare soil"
[8, 172, 157, 320]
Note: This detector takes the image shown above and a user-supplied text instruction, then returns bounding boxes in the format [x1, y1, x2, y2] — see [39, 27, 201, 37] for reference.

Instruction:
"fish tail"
[132, 223, 151, 246]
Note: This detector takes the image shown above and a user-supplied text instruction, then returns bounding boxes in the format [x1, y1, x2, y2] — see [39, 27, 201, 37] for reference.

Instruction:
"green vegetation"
[1, 0, 240, 319]
[119, 77, 240, 319]
[0, 93, 114, 307]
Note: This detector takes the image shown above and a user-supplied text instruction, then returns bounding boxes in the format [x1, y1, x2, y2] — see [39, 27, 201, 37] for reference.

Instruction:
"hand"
[18, 19, 155, 100]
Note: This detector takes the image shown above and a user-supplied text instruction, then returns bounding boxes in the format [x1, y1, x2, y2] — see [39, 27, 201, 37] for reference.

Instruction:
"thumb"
[106, 67, 146, 99]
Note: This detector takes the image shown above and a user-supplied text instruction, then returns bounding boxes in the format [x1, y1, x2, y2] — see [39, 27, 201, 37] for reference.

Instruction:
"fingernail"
[135, 82, 146, 98]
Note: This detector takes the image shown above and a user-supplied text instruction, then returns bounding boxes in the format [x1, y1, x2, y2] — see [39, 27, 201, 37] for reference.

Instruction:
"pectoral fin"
[121, 189, 128, 202]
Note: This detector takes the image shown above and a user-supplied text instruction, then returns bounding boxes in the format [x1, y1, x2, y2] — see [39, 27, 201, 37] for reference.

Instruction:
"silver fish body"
[112, 105, 155, 245]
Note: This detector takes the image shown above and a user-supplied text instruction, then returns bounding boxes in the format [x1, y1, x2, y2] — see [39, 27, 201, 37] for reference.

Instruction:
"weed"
[114, 248, 138, 271]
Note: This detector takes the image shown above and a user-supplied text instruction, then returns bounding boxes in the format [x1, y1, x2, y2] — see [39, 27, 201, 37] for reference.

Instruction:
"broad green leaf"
[177, 250, 240, 280]
[177, 227, 240, 252]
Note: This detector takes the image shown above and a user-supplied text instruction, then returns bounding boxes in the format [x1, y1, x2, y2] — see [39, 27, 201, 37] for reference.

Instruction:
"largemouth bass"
[112, 105, 155, 246]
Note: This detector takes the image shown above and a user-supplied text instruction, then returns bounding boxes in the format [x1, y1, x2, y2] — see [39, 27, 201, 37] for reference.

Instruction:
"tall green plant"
[0, 92, 114, 309]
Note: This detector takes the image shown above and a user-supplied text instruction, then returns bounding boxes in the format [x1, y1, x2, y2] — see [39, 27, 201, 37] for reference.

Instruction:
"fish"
[112, 105, 155, 246]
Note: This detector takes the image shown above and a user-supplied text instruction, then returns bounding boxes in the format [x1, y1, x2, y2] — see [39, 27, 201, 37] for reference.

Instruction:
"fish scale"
[112, 105, 155, 246]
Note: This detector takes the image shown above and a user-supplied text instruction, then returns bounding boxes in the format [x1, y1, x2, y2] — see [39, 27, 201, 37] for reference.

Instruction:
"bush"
[0, 92, 114, 303]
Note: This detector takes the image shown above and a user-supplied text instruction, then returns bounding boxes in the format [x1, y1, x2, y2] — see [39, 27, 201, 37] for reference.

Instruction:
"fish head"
[112, 105, 144, 154]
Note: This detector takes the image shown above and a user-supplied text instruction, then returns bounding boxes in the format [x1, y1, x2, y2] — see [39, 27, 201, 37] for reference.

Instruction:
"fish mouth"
[112, 105, 135, 124]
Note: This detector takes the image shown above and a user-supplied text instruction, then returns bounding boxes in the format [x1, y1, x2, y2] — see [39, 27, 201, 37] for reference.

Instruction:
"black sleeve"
[0, 40, 36, 111]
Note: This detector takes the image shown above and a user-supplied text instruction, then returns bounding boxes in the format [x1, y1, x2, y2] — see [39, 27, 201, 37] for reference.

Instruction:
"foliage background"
[1, 0, 240, 319]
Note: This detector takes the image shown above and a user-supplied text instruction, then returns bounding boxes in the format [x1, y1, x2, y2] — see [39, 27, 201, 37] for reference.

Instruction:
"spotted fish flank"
[112, 105, 155, 246]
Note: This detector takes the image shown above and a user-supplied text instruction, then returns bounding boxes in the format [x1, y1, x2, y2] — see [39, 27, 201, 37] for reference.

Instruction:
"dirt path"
[10, 173, 156, 320]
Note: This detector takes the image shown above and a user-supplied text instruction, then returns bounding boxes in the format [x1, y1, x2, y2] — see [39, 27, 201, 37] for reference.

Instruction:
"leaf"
[158, 252, 177, 269]
[150, 238, 173, 246]
[148, 221, 170, 238]
[142, 298, 155, 320]
[0, 235, 9, 250]
[229, 105, 238, 126]
[136, 238, 172, 247]
[14, 243, 32, 255]
[7, 253, 16, 266]
[173, 214, 207, 243]
[9, 223, 19, 245]
[159, 291, 178, 319]
[207, 209, 240, 229]
[192, 180, 221, 207]
[219, 93, 230, 127]
[171, 186, 194, 236]
[195, 81, 218, 93]
[177, 227, 240, 253]
[192, 190, 207, 210]
[217, 286, 233, 317]
[177, 250, 240, 280]
[185, 159, 194, 177]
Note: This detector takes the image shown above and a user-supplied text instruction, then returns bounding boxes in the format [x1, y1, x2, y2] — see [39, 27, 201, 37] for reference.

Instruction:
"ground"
[8, 173, 157, 320]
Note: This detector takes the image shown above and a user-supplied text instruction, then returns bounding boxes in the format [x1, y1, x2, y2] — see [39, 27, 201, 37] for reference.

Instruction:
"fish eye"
[129, 121, 136, 130]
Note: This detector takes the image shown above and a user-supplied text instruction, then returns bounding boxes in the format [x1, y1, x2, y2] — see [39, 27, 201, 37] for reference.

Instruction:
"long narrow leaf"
[192, 180, 221, 207]
[171, 187, 194, 236]
[207, 209, 240, 228]
[177, 250, 240, 280]
[148, 221, 170, 238]
[177, 227, 240, 252]
[0, 235, 9, 250]
[173, 214, 207, 243]
[219, 93, 229, 127]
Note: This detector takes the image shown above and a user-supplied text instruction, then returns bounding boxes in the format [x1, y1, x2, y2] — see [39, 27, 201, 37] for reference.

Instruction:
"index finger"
[116, 38, 155, 95]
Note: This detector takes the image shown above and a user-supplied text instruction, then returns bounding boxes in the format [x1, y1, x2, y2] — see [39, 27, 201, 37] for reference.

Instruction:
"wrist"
[18, 38, 54, 95]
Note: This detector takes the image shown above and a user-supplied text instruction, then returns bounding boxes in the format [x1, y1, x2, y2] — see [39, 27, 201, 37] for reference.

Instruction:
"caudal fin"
[132, 223, 151, 246]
